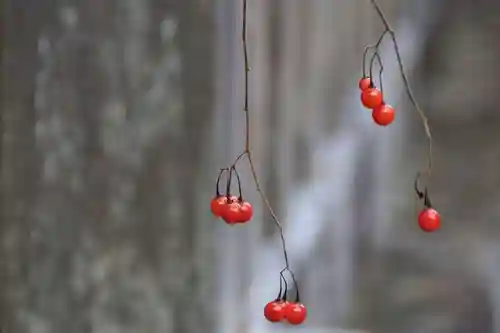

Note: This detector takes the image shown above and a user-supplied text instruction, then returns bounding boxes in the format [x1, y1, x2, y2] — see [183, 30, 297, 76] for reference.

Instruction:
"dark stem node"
[289, 270, 300, 303]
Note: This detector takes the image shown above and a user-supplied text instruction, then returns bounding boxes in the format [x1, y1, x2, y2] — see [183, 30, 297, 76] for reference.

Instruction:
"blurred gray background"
[2, 0, 500, 332]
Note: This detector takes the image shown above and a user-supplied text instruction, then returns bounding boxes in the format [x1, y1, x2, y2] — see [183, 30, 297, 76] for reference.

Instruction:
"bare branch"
[370, 0, 433, 180]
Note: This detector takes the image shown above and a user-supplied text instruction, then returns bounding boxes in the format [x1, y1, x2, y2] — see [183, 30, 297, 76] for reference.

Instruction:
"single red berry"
[372, 104, 395, 126]
[284, 302, 307, 325]
[264, 301, 285, 322]
[358, 77, 371, 90]
[237, 201, 253, 223]
[210, 196, 227, 217]
[361, 87, 383, 109]
[418, 208, 440, 232]
[222, 201, 241, 225]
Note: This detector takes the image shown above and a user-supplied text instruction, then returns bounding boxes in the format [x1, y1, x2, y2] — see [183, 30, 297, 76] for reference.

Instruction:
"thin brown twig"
[370, 0, 433, 180]
[232, 0, 291, 270]
[229, 0, 432, 290]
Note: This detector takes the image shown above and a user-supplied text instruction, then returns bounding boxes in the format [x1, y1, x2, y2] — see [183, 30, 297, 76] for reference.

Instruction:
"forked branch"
[235, 0, 292, 273]
[227, 0, 434, 297]
[370, 0, 433, 181]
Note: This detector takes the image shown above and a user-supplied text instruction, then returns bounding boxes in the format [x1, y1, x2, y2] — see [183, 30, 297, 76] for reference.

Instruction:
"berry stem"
[215, 168, 228, 197]
[277, 270, 288, 301]
[230, 165, 243, 200]
[414, 172, 424, 199]
[363, 29, 388, 78]
[231, 151, 247, 167]
[225, 165, 233, 198]
[288, 269, 300, 303]
[280, 270, 289, 301]
[362, 46, 370, 78]
[370, 0, 433, 180]
[369, 51, 384, 94]
[423, 188, 433, 208]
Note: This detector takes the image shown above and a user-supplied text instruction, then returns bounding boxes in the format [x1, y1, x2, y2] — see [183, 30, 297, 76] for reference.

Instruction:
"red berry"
[361, 87, 383, 109]
[418, 208, 440, 232]
[237, 201, 253, 223]
[222, 201, 241, 225]
[264, 301, 285, 322]
[284, 302, 307, 325]
[279, 301, 290, 321]
[210, 196, 227, 217]
[372, 104, 395, 126]
[358, 77, 371, 90]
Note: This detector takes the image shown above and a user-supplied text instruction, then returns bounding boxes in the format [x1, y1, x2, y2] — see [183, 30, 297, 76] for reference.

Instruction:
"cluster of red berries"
[358, 76, 395, 126]
[264, 300, 307, 325]
[415, 174, 441, 232]
[264, 273, 307, 325]
[360, 40, 440, 232]
[210, 167, 253, 225]
[210, 167, 306, 324]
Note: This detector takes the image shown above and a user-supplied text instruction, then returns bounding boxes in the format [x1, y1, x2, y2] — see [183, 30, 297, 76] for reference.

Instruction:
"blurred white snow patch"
[311, 131, 360, 182]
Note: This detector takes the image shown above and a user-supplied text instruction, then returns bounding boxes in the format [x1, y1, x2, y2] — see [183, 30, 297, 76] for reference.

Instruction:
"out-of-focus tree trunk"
[1, 0, 48, 331]
[3, 0, 216, 331]
[168, 1, 215, 332]
[0, 4, 5, 329]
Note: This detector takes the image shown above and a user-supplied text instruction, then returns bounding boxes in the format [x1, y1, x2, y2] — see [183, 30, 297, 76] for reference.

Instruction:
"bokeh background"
[2, 0, 500, 332]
